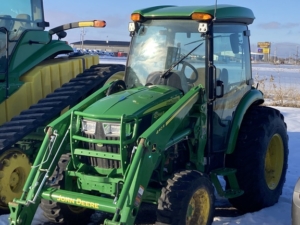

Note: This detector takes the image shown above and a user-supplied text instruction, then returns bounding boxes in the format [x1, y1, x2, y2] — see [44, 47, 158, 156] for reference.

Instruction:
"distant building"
[71, 40, 130, 53]
[251, 52, 264, 62]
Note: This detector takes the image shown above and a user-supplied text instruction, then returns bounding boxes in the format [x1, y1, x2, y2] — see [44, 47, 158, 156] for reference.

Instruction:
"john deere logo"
[56, 195, 100, 209]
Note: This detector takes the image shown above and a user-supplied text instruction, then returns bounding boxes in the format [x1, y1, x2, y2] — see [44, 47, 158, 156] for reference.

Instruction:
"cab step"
[210, 167, 244, 198]
[222, 189, 244, 198]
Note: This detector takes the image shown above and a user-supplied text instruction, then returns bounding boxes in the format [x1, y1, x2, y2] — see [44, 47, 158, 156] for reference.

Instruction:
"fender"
[226, 88, 264, 154]
[9, 31, 73, 75]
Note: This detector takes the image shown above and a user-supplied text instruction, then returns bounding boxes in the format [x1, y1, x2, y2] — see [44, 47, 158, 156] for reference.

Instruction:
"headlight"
[102, 122, 133, 137]
[82, 120, 97, 134]
[103, 123, 121, 137]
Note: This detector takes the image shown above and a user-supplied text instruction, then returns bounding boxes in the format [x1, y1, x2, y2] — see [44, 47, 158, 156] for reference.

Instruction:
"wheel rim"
[67, 205, 87, 214]
[67, 178, 87, 214]
[186, 188, 210, 225]
[264, 134, 284, 190]
[0, 148, 31, 208]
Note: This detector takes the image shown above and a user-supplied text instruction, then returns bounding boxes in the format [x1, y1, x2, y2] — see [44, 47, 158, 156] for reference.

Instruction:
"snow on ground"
[99, 56, 127, 65]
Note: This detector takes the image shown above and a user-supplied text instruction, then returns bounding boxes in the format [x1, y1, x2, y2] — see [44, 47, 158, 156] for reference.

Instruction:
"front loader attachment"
[9, 85, 203, 225]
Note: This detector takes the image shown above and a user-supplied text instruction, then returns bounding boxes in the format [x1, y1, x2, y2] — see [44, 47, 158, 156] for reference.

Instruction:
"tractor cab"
[0, 0, 51, 101]
[126, 7, 253, 155]
[0, 0, 45, 37]
[0, 0, 47, 66]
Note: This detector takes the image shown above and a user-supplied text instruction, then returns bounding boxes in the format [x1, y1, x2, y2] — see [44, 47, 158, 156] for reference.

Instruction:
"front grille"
[81, 122, 121, 169]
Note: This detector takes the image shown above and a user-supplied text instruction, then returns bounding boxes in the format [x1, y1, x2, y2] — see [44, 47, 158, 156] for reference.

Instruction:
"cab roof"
[132, 5, 255, 25]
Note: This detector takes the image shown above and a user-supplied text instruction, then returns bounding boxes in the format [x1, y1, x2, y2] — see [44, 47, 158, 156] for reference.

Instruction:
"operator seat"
[191, 67, 205, 87]
[10, 14, 32, 40]
[146, 71, 188, 93]
[190, 67, 221, 87]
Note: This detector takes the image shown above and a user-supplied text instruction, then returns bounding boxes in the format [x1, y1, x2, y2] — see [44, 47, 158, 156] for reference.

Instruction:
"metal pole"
[296, 46, 299, 64]
[81, 27, 86, 50]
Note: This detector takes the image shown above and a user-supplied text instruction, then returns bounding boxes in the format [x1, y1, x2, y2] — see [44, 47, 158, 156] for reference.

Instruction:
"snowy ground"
[0, 108, 298, 225]
[99, 56, 127, 65]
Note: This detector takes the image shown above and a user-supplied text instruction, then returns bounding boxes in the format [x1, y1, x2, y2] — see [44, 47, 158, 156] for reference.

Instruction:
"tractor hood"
[83, 85, 182, 118]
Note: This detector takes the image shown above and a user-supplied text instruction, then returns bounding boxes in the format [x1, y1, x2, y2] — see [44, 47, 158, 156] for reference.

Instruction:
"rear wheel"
[40, 154, 94, 224]
[225, 106, 288, 212]
[156, 170, 215, 225]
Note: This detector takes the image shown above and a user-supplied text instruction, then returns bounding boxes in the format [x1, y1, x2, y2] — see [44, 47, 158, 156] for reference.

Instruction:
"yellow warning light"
[191, 13, 213, 21]
[131, 13, 142, 22]
[78, 20, 106, 28]
[93, 20, 106, 27]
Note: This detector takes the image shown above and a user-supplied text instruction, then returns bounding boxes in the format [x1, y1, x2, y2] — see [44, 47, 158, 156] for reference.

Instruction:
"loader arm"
[106, 85, 201, 225]
[8, 82, 112, 225]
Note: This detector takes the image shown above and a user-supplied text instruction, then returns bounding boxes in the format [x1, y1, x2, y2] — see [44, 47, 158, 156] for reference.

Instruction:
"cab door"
[211, 24, 252, 152]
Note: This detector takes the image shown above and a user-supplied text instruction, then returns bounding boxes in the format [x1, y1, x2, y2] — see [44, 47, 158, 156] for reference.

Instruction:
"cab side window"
[213, 24, 252, 93]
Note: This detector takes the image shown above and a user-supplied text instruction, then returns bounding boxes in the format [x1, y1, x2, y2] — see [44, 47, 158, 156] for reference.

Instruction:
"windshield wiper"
[161, 41, 203, 78]
[184, 39, 203, 46]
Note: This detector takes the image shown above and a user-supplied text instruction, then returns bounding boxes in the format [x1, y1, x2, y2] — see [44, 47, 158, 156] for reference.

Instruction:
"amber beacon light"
[131, 13, 142, 22]
[78, 20, 106, 28]
[191, 13, 213, 20]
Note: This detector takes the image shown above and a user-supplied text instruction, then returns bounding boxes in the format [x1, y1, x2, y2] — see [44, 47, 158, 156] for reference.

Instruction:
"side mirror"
[216, 80, 224, 98]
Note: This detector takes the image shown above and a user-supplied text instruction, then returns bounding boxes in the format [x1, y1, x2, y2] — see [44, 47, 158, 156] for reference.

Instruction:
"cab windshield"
[0, 0, 44, 32]
[125, 19, 206, 91]
[0, 0, 44, 72]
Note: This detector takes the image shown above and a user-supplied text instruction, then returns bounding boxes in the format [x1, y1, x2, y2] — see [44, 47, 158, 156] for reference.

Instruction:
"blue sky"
[44, 0, 300, 56]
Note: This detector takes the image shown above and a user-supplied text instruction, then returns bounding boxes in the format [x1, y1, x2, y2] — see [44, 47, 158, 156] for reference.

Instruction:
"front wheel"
[40, 154, 94, 224]
[225, 106, 288, 212]
[156, 170, 215, 225]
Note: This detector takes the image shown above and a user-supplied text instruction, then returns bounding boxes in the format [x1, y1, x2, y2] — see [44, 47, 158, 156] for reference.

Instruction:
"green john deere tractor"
[9, 4, 288, 225]
[0, 0, 125, 210]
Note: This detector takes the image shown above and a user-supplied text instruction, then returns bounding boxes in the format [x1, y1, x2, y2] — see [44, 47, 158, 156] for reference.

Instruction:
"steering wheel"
[106, 80, 126, 96]
[179, 61, 198, 83]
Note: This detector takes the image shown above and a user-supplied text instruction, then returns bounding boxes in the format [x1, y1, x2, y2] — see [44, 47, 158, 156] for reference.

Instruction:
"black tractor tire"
[156, 170, 215, 225]
[40, 154, 94, 224]
[225, 106, 288, 212]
